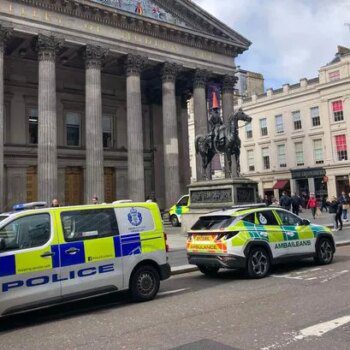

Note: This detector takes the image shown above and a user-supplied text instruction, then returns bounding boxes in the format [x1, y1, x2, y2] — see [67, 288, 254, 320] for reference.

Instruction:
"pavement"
[1, 245, 349, 349]
[165, 210, 350, 272]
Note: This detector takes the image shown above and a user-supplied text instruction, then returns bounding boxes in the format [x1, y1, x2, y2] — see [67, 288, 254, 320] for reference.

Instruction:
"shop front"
[335, 175, 350, 196]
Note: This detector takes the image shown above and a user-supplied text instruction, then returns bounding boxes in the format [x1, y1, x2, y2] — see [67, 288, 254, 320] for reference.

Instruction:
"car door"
[253, 210, 289, 258]
[58, 208, 124, 297]
[0, 212, 60, 316]
[275, 210, 315, 255]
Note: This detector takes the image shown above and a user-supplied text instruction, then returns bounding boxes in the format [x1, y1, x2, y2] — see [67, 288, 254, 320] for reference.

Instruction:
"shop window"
[247, 149, 255, 171]
[275, 114, 284, 134]
[335, 134, 348, 161]
[332, 100, 344, 122]
[260, 118, 268, 136]
[329, 70, 340, 81]
[313, 139, 324, 164]
[262, 147, 270, 170]
[292, 111, 302, 130]
[28, 108, 38, 144]
[310, 107, 320, 127]
[295, 142, 304, 166]
[245, 122, 253, 139]
[66, 112, 81, 147]
[103, 115, 113, 148]
[278, 144, 287, 168]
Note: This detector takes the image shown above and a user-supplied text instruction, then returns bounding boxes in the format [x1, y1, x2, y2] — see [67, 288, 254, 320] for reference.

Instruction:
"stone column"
[222, 74, 237, 178]
[0, 26, 11, 211]
[35, 34, 63, 204]
[84, 45, 107, 203]
[193, 69, 208, 181]
[161, 62, 181, 208]
[125, 54, 145, 201]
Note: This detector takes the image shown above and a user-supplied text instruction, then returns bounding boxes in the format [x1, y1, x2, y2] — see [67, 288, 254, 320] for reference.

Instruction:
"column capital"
[222, 74, 238, 94]
[34, 34, 64, 62]
[84, 44, 108, 69]
[161, 62, 182, 83]
[125, 54, 146, 76]
[193, 69, 208, 89]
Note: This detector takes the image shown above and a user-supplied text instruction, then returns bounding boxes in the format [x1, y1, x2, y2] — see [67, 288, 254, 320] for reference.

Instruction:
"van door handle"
[65, 247, 80, 255]
[41, 251, 55, 258]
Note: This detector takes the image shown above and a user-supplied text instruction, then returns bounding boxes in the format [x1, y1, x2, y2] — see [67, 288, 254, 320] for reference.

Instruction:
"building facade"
[238, 46, 350, 201]
[0, 0, 250, 211]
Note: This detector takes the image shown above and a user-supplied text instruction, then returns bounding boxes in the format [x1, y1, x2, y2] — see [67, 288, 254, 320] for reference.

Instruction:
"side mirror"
[300, 219, 310, 226]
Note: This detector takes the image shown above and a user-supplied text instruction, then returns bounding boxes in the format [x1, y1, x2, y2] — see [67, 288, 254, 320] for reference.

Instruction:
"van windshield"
[191, 215, 235, 230]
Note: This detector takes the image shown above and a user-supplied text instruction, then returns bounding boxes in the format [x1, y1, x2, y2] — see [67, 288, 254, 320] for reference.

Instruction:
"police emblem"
[128, 207, 143, 226]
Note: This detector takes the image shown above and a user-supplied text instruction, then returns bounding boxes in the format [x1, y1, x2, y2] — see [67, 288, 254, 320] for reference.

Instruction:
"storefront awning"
[273, 180, 289, 190]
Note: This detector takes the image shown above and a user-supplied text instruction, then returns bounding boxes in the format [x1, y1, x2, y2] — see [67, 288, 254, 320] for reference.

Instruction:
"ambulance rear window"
[191, 215, 234, 230]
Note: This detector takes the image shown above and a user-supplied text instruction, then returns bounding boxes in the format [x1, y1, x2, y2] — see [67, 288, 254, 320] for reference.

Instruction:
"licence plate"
[194, 235, 215, 241]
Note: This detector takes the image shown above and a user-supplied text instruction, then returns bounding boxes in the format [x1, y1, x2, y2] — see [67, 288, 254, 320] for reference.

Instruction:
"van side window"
[0, 213, 50, 252]
[61, 209, 118, 242]
[177, 196, 189, 206]
[256, 211, 278, 226]
[243, 213, 255, 224]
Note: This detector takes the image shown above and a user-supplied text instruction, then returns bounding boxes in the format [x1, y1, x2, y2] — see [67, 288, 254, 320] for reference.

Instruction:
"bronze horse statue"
[195, 108, 252, 178]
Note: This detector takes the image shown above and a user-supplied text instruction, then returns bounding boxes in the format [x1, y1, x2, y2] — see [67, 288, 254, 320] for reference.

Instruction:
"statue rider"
[209, 106, 223, 149]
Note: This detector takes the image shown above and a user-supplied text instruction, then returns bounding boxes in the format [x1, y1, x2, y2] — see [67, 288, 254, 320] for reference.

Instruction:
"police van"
[0, 202, 170, 316]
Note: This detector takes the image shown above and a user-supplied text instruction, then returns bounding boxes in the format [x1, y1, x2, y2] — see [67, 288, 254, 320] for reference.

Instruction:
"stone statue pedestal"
[181, 178, 258, 234]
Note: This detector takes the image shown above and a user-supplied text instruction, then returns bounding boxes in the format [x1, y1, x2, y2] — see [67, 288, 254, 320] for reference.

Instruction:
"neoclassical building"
[0, 0, 250, 211]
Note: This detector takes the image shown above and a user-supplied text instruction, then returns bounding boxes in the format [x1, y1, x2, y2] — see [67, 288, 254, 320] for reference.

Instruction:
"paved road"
[1, 246, 349, 350]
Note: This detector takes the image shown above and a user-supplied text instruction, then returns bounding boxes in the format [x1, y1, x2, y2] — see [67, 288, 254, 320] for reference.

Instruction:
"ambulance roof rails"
[112, 200, 133, 204]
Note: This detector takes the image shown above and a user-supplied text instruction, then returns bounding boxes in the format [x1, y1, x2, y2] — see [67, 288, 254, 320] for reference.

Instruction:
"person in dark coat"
[279, 191, 291, 211]
[328, 196, 342, 231]
[291, 193, 302, 216]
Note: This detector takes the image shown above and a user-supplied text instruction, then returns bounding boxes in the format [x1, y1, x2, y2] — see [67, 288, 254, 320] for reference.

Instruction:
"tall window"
[313, 139, 324, 164]
[329, 70, 340, 81]
[103, 115, 113, 148]
[332, 100, 344, 122]
[335, 135, 348, 161]
[295, 142, 304, 166]
[292, 111, 302, 130]
[260, 118, 268, 136]
[247, 150, 255, 171]
[275, 115, 284, 134]
[66, 112, 81, 147]
[28, 108, 38, 144]
[262, 147, 270, 170]
[277, 144, 287, 168]
[245, 122, 253, 139]
[310, 107, 320, 127]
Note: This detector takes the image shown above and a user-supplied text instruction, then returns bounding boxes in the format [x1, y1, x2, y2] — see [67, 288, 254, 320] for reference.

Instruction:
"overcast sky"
[193, 0, 350, 90]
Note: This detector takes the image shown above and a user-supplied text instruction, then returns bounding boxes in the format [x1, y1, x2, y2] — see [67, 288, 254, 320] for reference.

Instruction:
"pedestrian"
[291, 193, 302, 216]
[328, 196, 342, 231]
[264, 195, 272, 206]
[339, 191, 349, 221]
[306, 193, 317, 220]
[92, 195, 99, 204]
[320, 195, 328, 212]
[279, 191, 291, 211]
[51, 198, 60, 207]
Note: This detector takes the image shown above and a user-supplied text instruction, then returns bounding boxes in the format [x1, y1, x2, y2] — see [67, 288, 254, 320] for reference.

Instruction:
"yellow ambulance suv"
[0, 202, 170, 316]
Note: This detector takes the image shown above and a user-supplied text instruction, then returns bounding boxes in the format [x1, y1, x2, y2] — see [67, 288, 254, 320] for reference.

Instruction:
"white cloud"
[193, 0, 350, 89]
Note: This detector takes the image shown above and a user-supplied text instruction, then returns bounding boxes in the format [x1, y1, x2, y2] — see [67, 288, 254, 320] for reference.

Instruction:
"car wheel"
[130, 265, 160, 302]
[247, 247, 270, 279]
[198, 265, 220, 277]
[170, 215, 180, 227]
[314, 238, 334, 265]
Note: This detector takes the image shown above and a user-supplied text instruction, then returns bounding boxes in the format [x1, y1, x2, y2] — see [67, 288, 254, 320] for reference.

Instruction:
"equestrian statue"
[195, 107, 252, 178]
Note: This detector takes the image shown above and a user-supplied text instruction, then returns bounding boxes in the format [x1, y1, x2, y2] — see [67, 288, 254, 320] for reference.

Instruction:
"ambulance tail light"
[164, 232, 169, 252]
[216, 231, 239, 241]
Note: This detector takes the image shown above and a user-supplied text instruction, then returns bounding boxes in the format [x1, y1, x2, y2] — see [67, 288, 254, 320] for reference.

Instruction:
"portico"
[0, 0, 249, 211]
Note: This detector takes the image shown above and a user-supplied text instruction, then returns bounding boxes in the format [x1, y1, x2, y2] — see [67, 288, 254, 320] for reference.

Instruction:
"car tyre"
[247, 247, 270, 279]
[198, 265, 220, 277]
[130, 265, 160, 302]
[314, 238, 334, 265]
[170, 215, 180, 227]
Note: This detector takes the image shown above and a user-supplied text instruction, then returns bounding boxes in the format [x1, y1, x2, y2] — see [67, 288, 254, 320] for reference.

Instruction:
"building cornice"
[13, 0, 244, 57]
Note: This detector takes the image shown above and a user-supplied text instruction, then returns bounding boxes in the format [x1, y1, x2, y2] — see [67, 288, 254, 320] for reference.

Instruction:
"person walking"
[320, 195, 328, 212]
[264, 195, 272, 206]
[291, 193, 302, 216]
[306, 193, 317, 220]
[279, 191, 291, 211]
[328, 196, 342, 231]
[339, 191, 349, 221]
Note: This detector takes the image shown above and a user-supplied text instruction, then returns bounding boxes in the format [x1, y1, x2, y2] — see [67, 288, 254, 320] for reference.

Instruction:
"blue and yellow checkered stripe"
[0, 233, 146, 277]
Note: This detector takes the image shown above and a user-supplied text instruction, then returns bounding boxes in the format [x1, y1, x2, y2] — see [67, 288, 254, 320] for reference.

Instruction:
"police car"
[0, 202, 170, 317]
[187, 205, 335, 278]
[168, 195, 189, 227]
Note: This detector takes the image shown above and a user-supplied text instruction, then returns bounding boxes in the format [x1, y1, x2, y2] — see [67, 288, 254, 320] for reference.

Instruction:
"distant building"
[238, 46, 350, 200]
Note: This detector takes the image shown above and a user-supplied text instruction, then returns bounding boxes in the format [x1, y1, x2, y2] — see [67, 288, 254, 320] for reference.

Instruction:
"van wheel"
[198, 265, 220, 277]
[130, 265, 160, 302]
[314, 238, 334, 265]
[170, 215, 180, 227]
[247, 247, 270, 279]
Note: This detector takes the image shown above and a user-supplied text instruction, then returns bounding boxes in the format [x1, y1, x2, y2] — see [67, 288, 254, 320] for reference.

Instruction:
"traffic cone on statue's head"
[212, 91, 219, 110]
